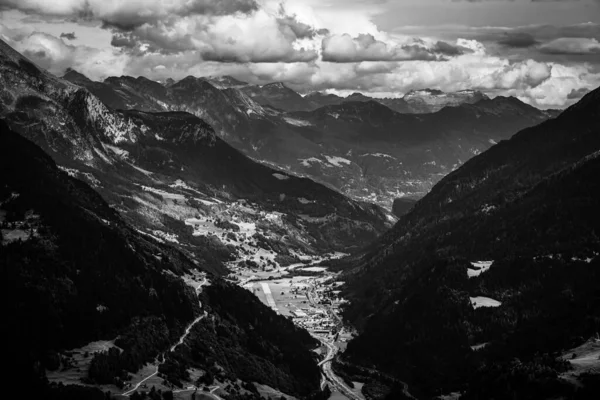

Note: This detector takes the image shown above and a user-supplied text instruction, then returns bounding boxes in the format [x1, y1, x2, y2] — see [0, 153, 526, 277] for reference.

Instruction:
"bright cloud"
[0, 0, 598, 108]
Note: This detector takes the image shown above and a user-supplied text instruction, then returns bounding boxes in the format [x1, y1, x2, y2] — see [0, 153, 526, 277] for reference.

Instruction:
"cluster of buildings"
[288, 277, 344, 336]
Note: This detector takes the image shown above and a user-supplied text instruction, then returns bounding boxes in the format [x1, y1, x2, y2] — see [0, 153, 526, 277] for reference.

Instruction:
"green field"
[251, 277, 312, 316]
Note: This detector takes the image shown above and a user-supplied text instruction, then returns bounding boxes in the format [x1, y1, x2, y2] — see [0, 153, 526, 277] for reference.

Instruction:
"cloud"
[59, 32, 76, 40]
[567, 87, 591, 99]
[320, 33, 465, 63]
[0, 0, 321, 63]
[539, 37, 600, 54]
[106, 9, 320, 63]
[1, 0, 599, 109]
[7, 30, 129, 79]
[498, 32, 539, 48]
[0, 0, 259, 30]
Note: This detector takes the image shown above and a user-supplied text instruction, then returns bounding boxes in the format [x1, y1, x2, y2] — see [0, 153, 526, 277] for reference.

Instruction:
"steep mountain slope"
[334, 87, 600, 398]
[0, 39, 389, 268]
[287, 96, 556, 206]
[1, 121, 323, 399]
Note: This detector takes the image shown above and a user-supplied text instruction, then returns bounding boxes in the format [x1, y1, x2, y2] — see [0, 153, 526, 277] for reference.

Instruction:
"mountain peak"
[62, 68, 92, 84]
[263, 81, 288, 90]
[203, 75, 248, 89]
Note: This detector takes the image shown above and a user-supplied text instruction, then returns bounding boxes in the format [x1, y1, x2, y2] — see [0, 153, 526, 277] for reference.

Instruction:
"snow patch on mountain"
[283, 117, 312, 127]
[468, 261, 494, 278]
[360, 153, 396, 159]
[324, 155, 351, 167]
[298, 198, 314, 205]
[470, 296, 501, 308]
[299, 157, 330, 168]
[273, 173, 289, 180]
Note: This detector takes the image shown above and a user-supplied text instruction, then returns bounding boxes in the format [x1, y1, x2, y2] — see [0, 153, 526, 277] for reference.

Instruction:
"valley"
[231, 257, 364, 400]
[1, 21, 600, 400]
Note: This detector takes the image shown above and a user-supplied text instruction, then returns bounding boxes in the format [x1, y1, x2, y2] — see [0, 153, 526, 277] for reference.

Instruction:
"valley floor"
[233, 258, 365, 400]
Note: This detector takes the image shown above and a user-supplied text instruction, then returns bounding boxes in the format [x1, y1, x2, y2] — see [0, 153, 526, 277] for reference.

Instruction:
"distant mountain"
[241, 81, 311, 112]
[402, 88, 489, 113]
[286, 96, 556, 206]
[333, 86, 600, 399]
[58, 67, 559, 208]
[203, 75, 249, 89]
[62, 67, 92, 84]
[1, 120, 323, 399]
[246, 85, 489, 114]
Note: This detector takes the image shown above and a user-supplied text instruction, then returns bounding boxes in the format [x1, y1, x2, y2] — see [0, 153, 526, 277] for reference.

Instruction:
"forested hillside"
[336, 87, 600, 399]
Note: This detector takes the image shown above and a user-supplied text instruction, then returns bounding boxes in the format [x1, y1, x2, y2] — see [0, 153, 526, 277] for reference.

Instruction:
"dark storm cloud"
[100, 0, 259, 31]
[0, 0, 260, 32]
[110, 33, 138, 50]
[539, 37, 600, 54]
[321, 34, 464, 63]
[185, 0, 258, 15]
[431, 40, 470, 56]
[200, 47, 319, 63]
[60, 32, 77, 40]
[567, 87, 590, 99]
[498, 32, 539, 48]
[110, 26, 197, 55]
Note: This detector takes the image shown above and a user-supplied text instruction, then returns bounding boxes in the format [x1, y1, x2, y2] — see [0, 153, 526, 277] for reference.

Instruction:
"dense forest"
[0, 120, 324, 398]
[336, 88, 600, 398]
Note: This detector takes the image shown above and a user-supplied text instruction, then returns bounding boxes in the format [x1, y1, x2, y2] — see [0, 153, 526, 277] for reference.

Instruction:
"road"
[122, 366, 159, 396]
[313, 334, 364, 400]
[122, 275, 208, 397]
[172, 385, 223, 399]
[306, 280, 364, 400]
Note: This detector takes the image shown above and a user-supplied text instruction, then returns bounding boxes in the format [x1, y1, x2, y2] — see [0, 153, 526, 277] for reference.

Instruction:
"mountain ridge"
[332, 84, 600, 398]
[56, 66, 559, 209]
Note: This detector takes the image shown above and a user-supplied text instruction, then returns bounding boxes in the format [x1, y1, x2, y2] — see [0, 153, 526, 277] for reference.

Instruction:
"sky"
[0, 0, 599, 108]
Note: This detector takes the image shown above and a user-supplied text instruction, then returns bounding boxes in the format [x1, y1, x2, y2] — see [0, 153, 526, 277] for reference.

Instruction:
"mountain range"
[1, 119, 328, 399]
[3, 34, 598, 400]
[59, 69, 559, 209]
[0, 38, 390, 276]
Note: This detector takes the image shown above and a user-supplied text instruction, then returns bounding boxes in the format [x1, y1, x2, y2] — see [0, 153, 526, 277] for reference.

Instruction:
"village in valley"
[229, 258, 351, 340]
[226, 253, 364, 399]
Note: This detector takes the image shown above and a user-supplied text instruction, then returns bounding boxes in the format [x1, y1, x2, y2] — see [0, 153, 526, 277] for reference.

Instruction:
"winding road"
[122, 276, 208, 397]
[313, 334, 364, 400]
[305, 280, 364, 400]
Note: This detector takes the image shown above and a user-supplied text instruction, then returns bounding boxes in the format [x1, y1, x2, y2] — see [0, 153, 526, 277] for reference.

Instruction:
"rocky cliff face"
[0, 39, 390, 267]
